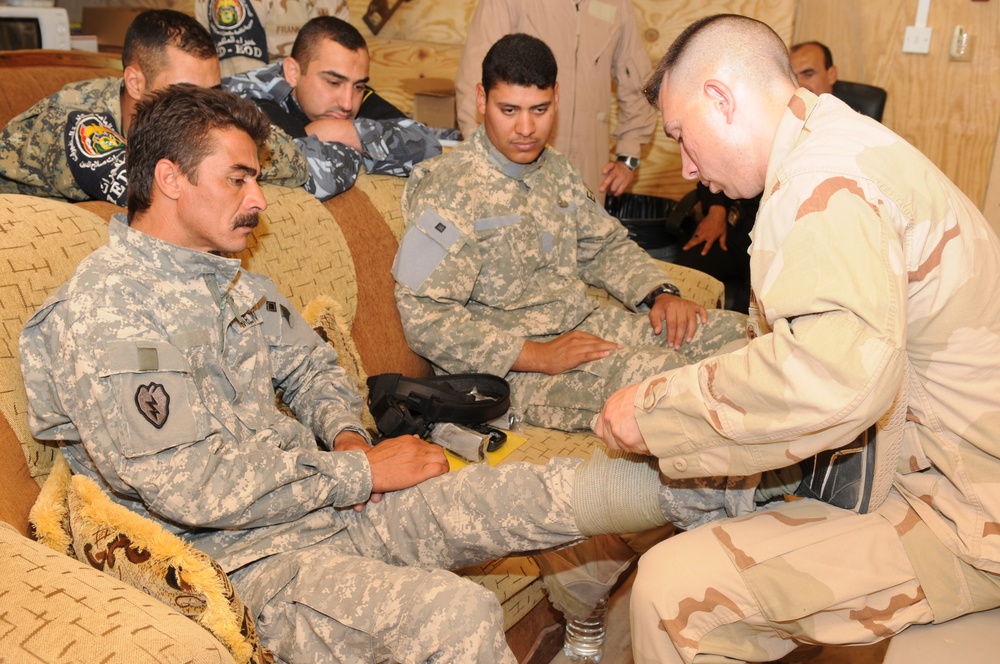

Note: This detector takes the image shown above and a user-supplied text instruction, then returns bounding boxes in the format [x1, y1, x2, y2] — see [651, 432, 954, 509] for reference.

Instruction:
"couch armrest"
[0, 521, 236, 663]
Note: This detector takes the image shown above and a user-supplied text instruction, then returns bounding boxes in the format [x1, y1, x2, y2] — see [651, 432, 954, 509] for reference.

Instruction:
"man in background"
[790, 40, 838, 95]
[0, 9, 305, 206]
[454, 0, 656, 202]
[224, 16, 440, 200]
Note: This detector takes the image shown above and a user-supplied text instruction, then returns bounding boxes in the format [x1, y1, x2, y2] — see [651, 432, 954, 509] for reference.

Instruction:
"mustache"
[233, 212, 260, 229]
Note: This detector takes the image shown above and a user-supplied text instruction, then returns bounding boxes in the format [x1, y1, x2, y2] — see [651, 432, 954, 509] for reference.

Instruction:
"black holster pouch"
[366, 373, 511, 441]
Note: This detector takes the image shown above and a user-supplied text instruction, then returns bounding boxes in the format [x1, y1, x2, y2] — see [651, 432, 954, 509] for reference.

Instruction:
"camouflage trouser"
[630, 491, 1000, 664]
[507, 306, 747, 431]
[229, 458, 584, 664]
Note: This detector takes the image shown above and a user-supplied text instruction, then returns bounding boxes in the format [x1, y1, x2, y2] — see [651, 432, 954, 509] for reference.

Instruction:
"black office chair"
[832, 80, 887, 122]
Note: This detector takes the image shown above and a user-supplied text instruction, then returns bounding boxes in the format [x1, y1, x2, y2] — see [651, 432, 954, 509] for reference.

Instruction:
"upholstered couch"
[0, 50, 726, 662]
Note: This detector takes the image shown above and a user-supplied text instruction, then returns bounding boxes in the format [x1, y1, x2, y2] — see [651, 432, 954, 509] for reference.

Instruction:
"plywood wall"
[793, 0, 1000, 231]
[348, 0, 796, 201]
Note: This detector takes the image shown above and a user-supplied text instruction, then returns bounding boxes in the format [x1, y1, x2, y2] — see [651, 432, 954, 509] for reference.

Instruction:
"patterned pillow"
[66, 474, 274, 664]
[28, 452, 73, 556]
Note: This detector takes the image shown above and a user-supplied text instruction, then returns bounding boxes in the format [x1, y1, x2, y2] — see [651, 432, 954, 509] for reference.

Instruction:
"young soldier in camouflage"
[223, 16, 441, 201]
[0, 9, 306, 207]
[20, 84, 747, 663]
[394, 33, 747, 433]
[595, 15, 1000, 662]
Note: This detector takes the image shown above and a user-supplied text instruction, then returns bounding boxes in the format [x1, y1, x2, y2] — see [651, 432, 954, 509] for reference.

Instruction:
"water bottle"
[562, 593, 608, 662]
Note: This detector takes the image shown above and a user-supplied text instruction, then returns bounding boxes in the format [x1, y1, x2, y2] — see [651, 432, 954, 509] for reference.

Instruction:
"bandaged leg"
[572, 447, 739, 537]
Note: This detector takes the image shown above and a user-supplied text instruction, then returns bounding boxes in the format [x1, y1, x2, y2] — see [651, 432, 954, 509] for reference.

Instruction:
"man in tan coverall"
[454, 0, 656, 201]
[595, 14, 1000, 663]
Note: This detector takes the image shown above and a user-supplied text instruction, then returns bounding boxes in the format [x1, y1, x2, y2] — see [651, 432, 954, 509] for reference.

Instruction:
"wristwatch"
[616, 155, 640, 170]
[640, 283, 681, 308]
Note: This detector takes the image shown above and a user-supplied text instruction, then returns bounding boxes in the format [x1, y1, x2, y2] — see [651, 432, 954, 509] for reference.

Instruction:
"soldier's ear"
[283, 57, 301, 88]
[123, 65, 146, 102]
[153, 158, 183, 202]
[476, 82, 487, 118]
[704, 79, 735, 124]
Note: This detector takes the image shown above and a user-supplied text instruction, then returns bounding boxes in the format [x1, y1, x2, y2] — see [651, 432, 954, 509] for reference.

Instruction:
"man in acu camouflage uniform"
[595, 14, 1000, 663]
[223, 16, 441, 201]
[0, 9, 306, 207]
[393, 33, 747, 433]
[20, 83, 749, 663]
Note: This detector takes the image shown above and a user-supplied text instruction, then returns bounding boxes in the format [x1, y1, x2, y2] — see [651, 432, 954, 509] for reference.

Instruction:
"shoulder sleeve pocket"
[393, 207, 465, 292]
[101, 341, 201, 459]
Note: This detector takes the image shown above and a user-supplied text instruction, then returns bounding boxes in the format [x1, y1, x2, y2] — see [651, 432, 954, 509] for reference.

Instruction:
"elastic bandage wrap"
[572, 447, 667, 536]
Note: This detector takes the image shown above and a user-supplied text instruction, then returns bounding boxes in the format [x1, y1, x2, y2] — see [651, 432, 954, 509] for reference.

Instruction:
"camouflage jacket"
[392, 125, 675, 377]
[0, 77, 307, 205]
[224, 62, 441, 200]
[20, 217, 372, 572]
[633, 89, 1000, 574]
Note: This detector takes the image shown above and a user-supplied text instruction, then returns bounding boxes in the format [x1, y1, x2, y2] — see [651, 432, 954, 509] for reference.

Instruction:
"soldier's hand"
[364, 435, 449, 500]
[594, 384, 649, 454]
[648, 294, 707, 349]
[513, 331, 619, 375]
[599, 160, 636, 197]
[683, 206, 728, 255]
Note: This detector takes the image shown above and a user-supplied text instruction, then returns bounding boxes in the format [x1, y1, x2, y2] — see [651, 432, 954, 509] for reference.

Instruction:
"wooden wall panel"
[353, 0, 795, 201]
[793, 0, 1000, 210]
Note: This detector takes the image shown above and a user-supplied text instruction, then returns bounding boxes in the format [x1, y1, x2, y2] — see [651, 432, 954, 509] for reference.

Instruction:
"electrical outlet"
[903, 25, 933, 54]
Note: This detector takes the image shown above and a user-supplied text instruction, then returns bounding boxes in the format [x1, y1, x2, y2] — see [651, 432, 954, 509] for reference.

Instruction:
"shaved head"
[644, 14, 799, 201]
[644, 14, 795, 108]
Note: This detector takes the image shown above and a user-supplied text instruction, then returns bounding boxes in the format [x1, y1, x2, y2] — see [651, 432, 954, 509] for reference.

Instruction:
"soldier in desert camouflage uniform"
[224, 16, 441, 201]
[595, 15, 1000, 663]
[393, 34, 747, 433]
[0, 10, 306, 207]
[20, 84, 749, 664]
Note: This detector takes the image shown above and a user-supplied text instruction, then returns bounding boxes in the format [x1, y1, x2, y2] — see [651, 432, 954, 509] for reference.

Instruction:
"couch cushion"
[0, 66, 121, 128]
[323, 174, 433, 378]
[0, 520, 237, 663]
[0, 410, 39, 535]
[237, 184, 359, 330]
[67, 474, 274, 664]
[0, 194, 110, 485]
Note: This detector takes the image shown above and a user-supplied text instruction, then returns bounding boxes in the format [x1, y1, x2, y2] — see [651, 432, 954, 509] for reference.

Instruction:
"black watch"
[617, 155, 640, 170]
[640, 283, 681, 308]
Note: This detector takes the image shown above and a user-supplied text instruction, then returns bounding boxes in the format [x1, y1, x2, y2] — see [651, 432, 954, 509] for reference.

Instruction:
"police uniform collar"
[475, 125, 547, 181]
[111, 214, 244, 283]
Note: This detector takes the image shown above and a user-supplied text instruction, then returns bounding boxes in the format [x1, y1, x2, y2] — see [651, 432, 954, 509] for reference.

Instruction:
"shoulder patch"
[135, 382, 170, 429]
[65, 111, 127, 205]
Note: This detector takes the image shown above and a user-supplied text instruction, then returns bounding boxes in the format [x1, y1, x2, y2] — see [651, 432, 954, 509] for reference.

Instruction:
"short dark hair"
[122, 9, 217, 79]
[126, 85, 270, 220]
[290, 16, 367, 69]
[644, 14, 791, 108]
[790, 40, 834, 69]
[482, 33, 557, 93]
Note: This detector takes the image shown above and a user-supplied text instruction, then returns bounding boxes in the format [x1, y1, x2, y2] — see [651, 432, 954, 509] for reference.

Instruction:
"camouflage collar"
[765, 88, 820, 193]
[111, 215, 243, 285]
[474, 125, 547, 181]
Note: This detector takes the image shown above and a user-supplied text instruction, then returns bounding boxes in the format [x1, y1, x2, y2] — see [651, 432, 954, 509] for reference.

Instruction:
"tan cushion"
[0, 410, 39, 535]
[238, 184, 358, 330]
[0, 194, 110, 485]
[0, 520, 237, 663]
[0, 67, 121, 128]
[66, 474, 274, 664]
[323, 175, 433, 379]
